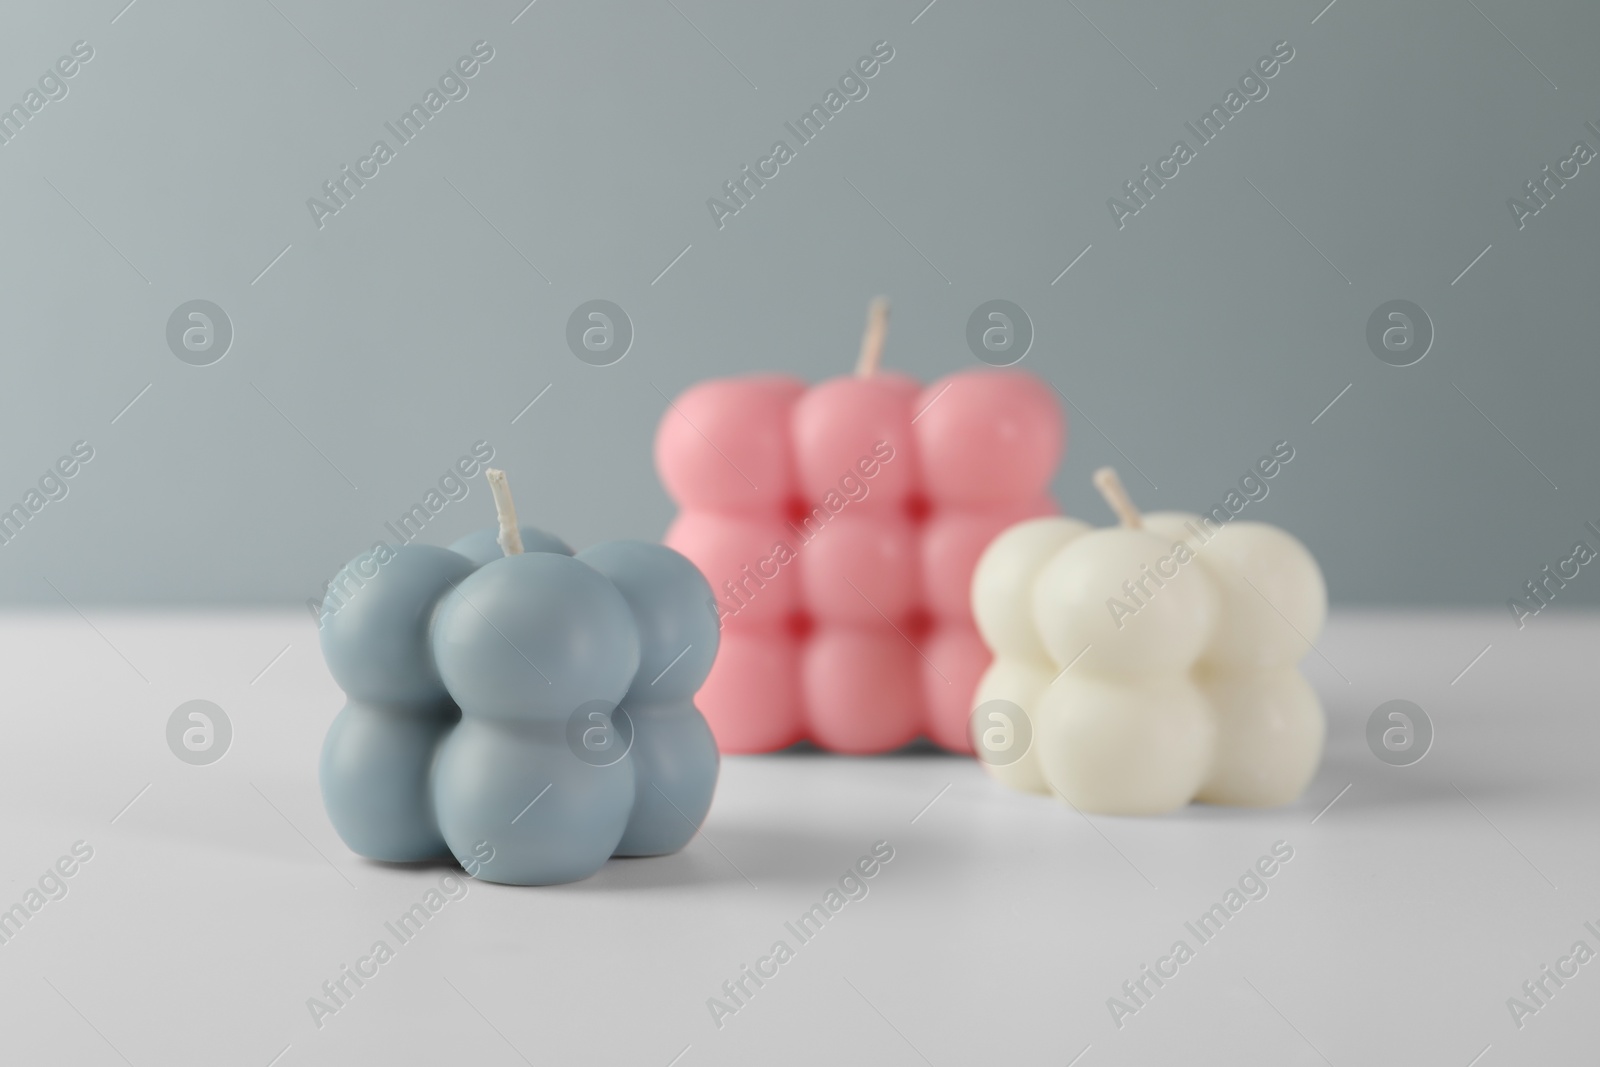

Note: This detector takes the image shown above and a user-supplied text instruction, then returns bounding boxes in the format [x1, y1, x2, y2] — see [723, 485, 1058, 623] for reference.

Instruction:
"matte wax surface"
[657, 368, 1063, 754]
[973, 509, 1327, 814]
[318, 532, 719, 885]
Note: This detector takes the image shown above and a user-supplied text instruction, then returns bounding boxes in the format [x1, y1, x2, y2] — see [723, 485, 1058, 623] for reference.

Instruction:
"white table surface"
[0, 608, 1594, 1066]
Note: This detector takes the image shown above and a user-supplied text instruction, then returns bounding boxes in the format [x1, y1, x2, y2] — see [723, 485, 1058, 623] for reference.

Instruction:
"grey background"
[1, 0, 1596, 611]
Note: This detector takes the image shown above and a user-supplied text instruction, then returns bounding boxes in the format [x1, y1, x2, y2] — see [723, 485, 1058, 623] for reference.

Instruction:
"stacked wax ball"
[972, 468, 1327, 814]
[657, 300, 1064, 754]
[318, 471, 720, 885]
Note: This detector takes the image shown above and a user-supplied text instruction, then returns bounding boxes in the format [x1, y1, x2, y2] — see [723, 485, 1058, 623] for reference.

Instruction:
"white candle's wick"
[1092, 467, 1143, 529]
[485, 468, 524, 556]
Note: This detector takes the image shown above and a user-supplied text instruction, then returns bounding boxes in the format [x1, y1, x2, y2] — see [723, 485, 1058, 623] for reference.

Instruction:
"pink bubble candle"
[656, 299, 1065, 754]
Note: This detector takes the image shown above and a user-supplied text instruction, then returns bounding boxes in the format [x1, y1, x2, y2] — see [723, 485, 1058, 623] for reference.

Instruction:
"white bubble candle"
[971, 467, 1327, 815]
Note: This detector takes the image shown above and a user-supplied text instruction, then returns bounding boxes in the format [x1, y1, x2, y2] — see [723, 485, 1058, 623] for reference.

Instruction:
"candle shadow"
[358, 856, 463, 875]
[555, 822, 880, 894]
[349, 826, 859, 892]
[762, 737, 969, 759]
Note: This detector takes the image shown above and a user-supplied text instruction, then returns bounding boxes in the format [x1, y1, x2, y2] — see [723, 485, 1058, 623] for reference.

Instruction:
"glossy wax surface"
[656, 368, 1064, 754]
[318, 534, 720, 884]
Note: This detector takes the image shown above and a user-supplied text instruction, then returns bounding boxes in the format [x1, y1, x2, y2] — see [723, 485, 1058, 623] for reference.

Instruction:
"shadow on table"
[744, 737, 969, 760]
[355, 824, 853, 892]
[572, 820, 872, 894]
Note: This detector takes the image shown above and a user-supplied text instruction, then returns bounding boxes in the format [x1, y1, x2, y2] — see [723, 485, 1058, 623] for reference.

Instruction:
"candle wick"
[854, 295, 890, 378]
[484, 468, 525, 556]
[1092, 467, 1143, 529]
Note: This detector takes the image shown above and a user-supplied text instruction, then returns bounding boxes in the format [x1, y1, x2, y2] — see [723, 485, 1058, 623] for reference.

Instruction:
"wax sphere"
[921, 501, 1054, 622]
[972, 516, 1089, 660]
[696, 631, 803, 753]
[319, 544, 476, 705]
[429, 552, 643, 883]
[913, 371, 1063, 506]
[1197, 523, 1326, 670]
[802, 629, 922, 754]
[655, 375, 804, 511]
[1140, 511, 1210, 556]
[448, 525, 572, 566]
[1031, 528, 1218, 675]
[800, 513, 918, 624]
[432, 553, 640, 721]
[577, 540, 720, 702]
[320, 699, 455, 862]
[1035, 674, 1215, 815]
[921, 624, 989, 754]
[1195, 669, 1324, 807]
[577, 541, 721, 855]
[432, 719, 635, 885]
[613, 705, 719, 856]
[666, 512, 800, 627]
[791, 373, 920, 511]
[971, 657, 1053, 794]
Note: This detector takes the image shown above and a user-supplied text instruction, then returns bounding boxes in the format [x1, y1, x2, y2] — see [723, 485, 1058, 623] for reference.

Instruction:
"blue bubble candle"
[318, 469, 720, 885]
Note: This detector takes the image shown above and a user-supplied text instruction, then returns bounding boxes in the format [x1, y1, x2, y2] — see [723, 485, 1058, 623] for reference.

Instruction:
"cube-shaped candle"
[318, 470, 720, 885]
[656, 300, 1065, 754]
[971, 468, 1326, 814]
